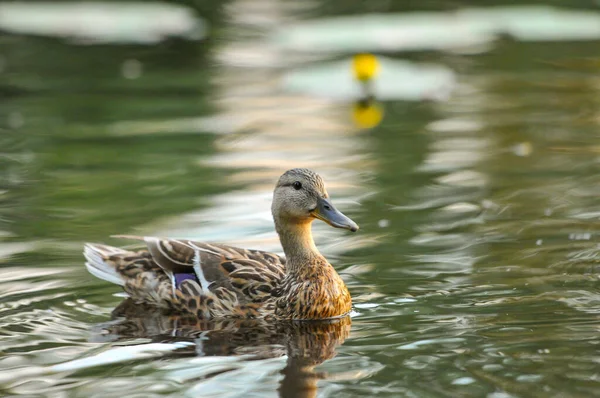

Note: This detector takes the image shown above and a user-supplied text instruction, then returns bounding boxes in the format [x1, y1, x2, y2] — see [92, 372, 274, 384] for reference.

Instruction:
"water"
[2, 1, 600, 397]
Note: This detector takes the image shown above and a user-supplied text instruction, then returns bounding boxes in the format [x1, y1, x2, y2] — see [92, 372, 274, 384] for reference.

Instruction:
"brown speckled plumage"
[84, 168, 358, 320]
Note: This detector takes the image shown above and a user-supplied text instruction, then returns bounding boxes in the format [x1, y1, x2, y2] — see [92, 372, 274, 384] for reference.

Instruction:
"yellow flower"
[352, 53, 379, 82]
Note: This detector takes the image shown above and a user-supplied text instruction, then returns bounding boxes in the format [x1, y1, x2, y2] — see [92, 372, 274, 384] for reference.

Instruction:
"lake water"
[1, 1, 600, 397]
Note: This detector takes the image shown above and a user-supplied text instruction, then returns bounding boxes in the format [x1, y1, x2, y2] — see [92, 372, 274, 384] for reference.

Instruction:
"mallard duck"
[84, 168, 359, 320]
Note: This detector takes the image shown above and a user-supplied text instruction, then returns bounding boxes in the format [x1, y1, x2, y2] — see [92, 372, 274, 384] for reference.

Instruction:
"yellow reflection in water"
[352, 98, 384, 129]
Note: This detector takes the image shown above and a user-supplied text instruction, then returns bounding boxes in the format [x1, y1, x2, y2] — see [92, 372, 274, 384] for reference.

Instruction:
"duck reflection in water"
[94, 299, 351, 398]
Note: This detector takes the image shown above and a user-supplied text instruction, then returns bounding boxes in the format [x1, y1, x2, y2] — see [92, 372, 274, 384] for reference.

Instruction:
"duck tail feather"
[84, 243, 127, 286]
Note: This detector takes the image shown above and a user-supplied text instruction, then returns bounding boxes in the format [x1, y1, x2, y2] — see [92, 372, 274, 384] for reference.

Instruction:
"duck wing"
[113, 235, 286, 303]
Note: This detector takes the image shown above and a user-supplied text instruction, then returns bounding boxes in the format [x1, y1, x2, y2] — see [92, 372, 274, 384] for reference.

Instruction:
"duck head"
[272, 168, 359, 232]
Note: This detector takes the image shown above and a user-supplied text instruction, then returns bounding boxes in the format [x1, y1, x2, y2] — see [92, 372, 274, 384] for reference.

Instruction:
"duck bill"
[312, 198, 359, 232]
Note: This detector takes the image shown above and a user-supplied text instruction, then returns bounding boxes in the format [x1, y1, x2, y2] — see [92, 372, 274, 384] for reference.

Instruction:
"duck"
[84, 168, 359, 320]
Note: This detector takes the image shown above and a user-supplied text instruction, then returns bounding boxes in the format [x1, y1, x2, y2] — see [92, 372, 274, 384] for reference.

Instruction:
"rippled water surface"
[2, 1, 600, 397]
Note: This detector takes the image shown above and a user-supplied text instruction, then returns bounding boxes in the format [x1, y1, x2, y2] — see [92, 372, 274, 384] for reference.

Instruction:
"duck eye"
[292, 181, 302, 190]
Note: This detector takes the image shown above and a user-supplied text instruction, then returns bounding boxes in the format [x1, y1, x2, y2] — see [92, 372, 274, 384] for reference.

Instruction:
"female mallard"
[84, 168, 359, 320]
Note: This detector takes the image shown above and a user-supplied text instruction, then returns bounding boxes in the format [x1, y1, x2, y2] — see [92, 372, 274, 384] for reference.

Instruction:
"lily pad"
[283, 56, 456, 101]
[0, 2, 206, 44]
[275, 6, 600, 54]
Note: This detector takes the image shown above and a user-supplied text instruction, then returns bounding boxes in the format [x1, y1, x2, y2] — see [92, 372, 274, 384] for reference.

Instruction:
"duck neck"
[275, 218, 324, 274]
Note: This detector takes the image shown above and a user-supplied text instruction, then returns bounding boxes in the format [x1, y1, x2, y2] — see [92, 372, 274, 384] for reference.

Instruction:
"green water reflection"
[1, 1, 600, 397]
